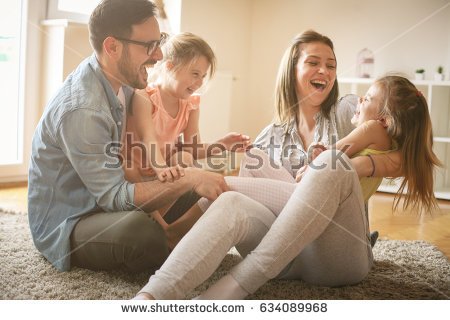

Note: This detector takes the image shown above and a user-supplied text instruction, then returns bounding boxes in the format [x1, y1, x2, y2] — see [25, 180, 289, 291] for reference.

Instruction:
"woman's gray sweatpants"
[139, 150, 373, 299]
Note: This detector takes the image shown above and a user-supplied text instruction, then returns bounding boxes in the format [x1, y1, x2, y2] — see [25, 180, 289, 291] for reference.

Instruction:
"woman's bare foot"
[132, 292, 155, 300]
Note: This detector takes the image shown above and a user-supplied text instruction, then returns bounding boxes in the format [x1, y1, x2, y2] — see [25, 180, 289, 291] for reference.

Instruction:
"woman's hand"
[295, 164, 309, 182]
[218, 132, 251, 152]
[307, 142, 328, 163]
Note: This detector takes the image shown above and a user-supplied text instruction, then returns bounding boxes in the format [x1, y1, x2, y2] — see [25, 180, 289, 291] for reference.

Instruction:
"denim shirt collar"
[87, 54, 134, 139]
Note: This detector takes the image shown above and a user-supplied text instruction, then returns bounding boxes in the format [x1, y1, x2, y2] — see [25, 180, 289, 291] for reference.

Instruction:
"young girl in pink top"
[123, 32, 250, 184]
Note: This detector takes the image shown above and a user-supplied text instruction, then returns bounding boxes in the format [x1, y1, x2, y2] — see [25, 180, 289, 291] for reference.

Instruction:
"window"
[0, 0, 43, 182]
[0, 0, 24, 166]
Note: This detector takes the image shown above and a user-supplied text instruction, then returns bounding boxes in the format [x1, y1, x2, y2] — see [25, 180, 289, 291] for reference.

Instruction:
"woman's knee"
[208, 191, 249, 217]
[304, 150, 357, 196]
[207, 191, 275, 229]
[312, 149, 353, 173]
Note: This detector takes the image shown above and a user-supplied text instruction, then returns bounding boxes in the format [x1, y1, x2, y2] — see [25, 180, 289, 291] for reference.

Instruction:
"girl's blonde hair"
[376, 75, 441, 212]
[156, 32, 216, 79]
[274, 30, 339, 126]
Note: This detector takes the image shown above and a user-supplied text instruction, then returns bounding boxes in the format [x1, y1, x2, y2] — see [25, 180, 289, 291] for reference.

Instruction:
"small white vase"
[415, 73, 425, 81]
[434, 73, 444, 81]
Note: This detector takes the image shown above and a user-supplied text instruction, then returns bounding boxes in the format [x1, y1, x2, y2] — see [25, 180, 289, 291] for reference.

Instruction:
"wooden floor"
[1, 183, 449, 258]
[368, 192, 450, 258]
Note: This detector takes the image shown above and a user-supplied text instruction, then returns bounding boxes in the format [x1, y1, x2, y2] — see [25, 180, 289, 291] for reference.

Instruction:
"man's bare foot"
[132, 292, 155, 300]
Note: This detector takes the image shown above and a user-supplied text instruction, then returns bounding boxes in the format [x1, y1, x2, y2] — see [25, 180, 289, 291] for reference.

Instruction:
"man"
[28, 0, 228, 272]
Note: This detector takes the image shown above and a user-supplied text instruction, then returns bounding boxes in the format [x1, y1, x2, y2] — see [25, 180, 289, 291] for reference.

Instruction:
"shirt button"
[117, 121, 122, 125]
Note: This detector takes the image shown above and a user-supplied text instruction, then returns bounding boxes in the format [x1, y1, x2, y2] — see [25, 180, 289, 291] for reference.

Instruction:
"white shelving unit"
[339, 77, 450, 200]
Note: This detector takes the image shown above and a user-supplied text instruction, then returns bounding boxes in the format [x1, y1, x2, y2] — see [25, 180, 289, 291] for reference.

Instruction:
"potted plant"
[434, 66, 444, 81]
[415, 69, 425, 81]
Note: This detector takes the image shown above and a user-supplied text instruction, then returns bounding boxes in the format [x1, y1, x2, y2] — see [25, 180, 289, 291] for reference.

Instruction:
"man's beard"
[117, 47, 146, 89]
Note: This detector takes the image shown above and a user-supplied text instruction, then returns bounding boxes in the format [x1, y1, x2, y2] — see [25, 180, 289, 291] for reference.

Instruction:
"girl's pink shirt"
[146, 85, 199, 155]
[123, 85, 199, 175]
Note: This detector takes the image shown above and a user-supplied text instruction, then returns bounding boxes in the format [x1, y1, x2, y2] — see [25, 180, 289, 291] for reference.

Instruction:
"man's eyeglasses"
[115, 32, 168, 55]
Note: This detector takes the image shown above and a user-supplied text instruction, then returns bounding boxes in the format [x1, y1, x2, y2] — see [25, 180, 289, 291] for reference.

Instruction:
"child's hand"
[307, 142, 328, 163]
[155, 165, 185, 182]
[295, 165, 309, 183]
[219, 132, 251, 152]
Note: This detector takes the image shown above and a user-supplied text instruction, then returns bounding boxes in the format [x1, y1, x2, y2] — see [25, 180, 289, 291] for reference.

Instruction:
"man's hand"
[187, 168, 229, 200]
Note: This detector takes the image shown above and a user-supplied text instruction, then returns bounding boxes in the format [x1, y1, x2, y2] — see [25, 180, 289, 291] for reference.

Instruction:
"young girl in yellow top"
[123, 32, 250, 183]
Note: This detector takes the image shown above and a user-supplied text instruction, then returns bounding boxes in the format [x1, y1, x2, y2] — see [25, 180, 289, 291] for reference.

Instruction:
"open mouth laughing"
[310, 79, 328, 91]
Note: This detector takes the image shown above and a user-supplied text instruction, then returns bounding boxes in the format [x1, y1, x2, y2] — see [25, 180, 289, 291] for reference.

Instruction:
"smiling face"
[351, 83, 385, 127]
[166, 55, 210, 99]
[295, 42, 337, 108]
[117, 16, 163, 89]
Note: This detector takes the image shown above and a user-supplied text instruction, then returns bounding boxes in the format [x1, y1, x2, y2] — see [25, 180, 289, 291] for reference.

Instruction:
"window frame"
[46, 0, 98, 23]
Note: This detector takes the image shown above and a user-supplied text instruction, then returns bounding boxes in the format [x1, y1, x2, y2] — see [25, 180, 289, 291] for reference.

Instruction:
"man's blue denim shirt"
[28, 54, 136, 271]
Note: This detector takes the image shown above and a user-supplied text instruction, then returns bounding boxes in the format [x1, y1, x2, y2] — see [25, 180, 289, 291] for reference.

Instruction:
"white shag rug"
[1, 209, 449, 299]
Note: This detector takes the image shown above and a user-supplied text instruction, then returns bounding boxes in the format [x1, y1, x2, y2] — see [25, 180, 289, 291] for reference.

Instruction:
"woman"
[134, 30, 406, 299]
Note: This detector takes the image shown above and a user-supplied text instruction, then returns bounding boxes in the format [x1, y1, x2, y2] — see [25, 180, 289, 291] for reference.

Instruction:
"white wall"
[178, 0, 450, 139]
[179, 0, 253, 139]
